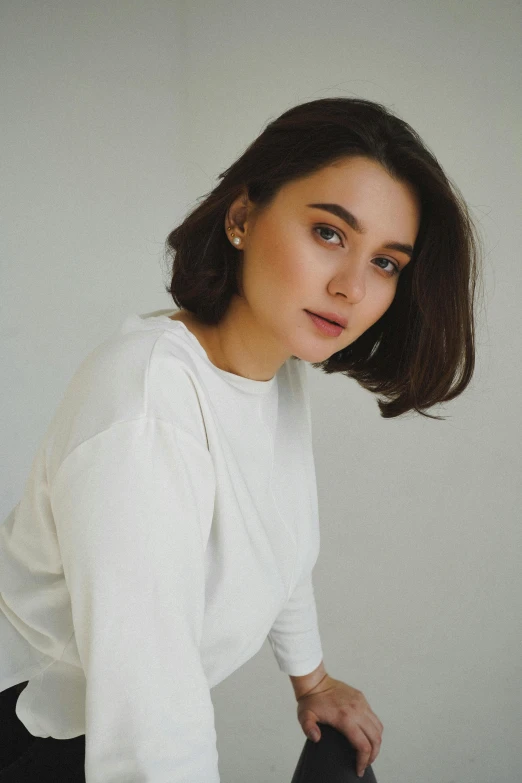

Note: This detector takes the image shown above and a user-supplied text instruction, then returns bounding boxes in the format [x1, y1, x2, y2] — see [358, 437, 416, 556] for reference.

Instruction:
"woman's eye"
[314, 226, 400, 277]
[374, 257, 400, 276]
[314, 225, 343, 246]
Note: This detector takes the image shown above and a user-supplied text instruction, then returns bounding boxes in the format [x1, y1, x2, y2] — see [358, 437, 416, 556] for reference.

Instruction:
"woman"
[0, 97, 481, 781]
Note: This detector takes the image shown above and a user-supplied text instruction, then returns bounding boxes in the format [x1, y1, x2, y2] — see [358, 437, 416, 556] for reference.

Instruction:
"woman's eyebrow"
[306, 202, 414, 258]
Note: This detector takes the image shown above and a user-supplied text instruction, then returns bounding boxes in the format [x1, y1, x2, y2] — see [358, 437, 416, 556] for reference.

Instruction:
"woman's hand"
[296, 674, 383, 778]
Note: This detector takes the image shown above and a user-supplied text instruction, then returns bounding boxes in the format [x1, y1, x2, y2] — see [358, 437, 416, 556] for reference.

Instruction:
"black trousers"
[0, 682, 378, 782]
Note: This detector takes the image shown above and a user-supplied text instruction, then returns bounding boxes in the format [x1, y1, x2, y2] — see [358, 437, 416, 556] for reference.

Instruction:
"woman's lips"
[305, 311, 345, 337]
[306, 310, 347, 328]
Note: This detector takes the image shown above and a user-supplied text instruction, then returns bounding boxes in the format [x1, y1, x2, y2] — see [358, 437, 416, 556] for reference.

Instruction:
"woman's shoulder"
[43, 317, 209, 482]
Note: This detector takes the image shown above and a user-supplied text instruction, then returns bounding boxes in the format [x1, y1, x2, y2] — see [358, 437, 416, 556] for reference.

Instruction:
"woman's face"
[219, 155, 421, 380]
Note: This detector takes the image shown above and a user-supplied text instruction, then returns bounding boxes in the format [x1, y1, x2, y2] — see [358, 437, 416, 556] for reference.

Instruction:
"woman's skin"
[170, 155, 421, 385]
[171, 155, 421, 776]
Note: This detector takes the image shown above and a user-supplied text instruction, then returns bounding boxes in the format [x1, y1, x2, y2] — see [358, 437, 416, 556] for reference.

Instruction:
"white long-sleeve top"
[0, 309, 323, 782]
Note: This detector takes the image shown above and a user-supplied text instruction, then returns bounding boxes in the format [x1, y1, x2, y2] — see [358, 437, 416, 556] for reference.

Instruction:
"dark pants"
[0, 682, 377, 782]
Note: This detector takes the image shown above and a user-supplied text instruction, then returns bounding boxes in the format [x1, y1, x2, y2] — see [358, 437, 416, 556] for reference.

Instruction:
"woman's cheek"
[279, 245, 315, 288]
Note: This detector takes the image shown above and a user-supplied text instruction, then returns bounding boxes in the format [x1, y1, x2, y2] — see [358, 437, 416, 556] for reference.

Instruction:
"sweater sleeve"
[50, 417, 219, 783]
[266, 566, 324, 677]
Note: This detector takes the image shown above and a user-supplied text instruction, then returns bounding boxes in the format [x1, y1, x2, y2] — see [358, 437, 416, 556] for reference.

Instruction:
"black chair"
[291, 722, 378, 782]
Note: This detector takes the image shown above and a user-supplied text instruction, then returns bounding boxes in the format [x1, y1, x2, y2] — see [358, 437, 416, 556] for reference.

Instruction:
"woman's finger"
[364, 711, 383, 765]
[341, 721, 375, 777]
[370, 711, 384, 735]
[358, 701, 383, 761]
[359, 718, 382, 769]
[365, 725, 382, 766]
[356, 693, 383, 734]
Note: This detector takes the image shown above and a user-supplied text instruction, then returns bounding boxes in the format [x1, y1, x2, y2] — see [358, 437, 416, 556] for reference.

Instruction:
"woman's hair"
[164, 97, 483, 420]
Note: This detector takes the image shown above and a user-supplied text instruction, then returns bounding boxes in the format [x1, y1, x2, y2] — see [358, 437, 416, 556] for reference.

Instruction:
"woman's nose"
[332, 263, 366, 304]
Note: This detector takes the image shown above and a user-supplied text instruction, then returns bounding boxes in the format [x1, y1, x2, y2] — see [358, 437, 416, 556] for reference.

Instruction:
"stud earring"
[227, 226, 242, 246]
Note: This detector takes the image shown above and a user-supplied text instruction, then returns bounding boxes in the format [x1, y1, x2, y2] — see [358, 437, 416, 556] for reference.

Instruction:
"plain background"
[1, 2, 520, 781]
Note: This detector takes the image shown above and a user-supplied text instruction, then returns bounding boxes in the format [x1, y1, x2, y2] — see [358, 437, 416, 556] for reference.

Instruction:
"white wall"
[2, 1, 520, 781]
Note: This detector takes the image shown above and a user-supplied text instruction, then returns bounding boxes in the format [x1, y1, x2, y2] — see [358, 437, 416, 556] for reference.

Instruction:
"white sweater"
[0, 310, 323, 782]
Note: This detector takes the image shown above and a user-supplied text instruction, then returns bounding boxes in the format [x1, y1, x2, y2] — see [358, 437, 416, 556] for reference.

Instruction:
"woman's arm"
[51, 417, 219, 782]
[289, 659, 328, 700]
[267, 569, 324, 678]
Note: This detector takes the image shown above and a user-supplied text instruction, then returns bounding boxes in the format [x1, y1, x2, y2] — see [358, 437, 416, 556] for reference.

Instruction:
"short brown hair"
[164, 97, 484, 420]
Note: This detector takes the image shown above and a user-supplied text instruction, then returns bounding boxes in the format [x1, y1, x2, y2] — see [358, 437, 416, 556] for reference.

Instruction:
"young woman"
[0, 97, 481, 782]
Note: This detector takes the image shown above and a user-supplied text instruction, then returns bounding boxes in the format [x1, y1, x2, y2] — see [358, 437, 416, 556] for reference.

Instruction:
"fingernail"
[309, 730, 320, 742]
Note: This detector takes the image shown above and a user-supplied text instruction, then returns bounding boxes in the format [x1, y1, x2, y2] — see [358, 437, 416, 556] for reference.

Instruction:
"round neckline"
[138, 311, 278, 394]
